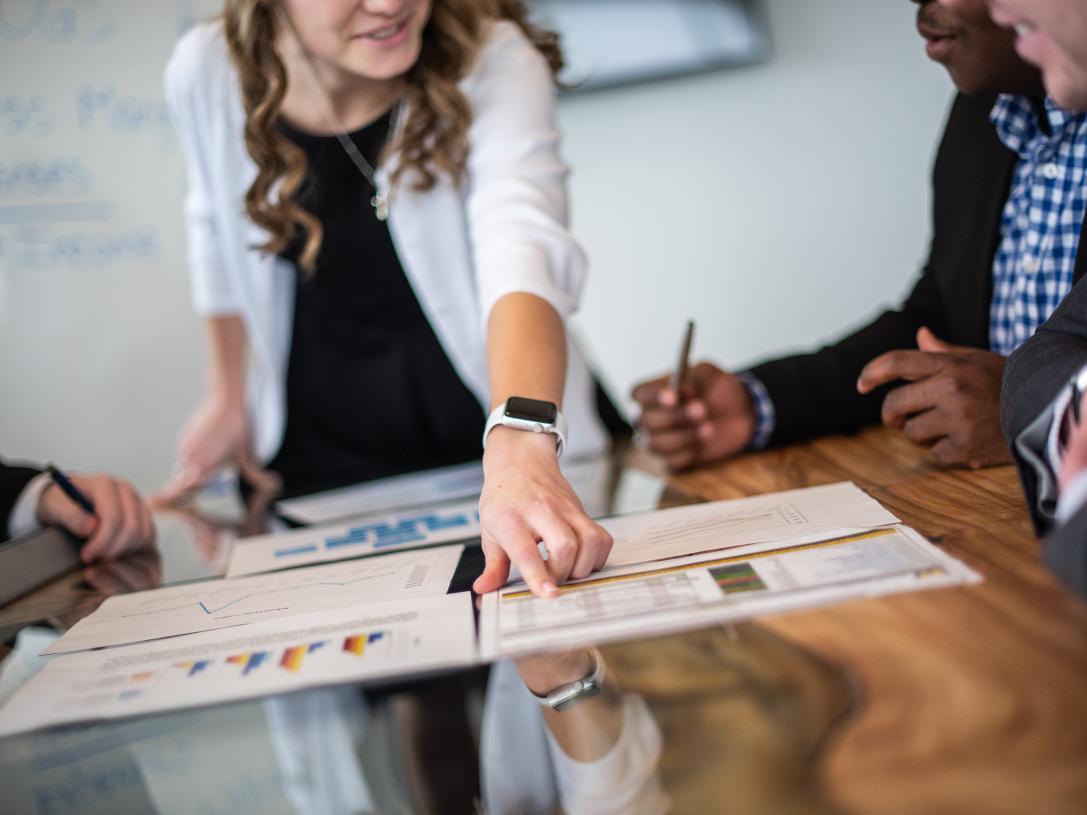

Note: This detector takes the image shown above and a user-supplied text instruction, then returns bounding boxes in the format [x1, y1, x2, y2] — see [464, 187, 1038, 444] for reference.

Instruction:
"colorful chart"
[709, 563, 767, 595]
[277, 509, 479, 559]
[174, 660, 212, 677]
[226, 650, 271, 676]
[279, 641, 327, 673]
[342, 631, 387, 657]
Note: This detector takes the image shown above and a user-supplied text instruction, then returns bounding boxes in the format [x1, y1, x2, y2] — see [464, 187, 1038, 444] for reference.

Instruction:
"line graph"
[46, 545, 464, 655]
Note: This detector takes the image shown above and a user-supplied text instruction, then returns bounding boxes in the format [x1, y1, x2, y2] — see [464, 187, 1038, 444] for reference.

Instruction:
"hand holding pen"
[631, 321, 760, 471]
[36, 465, 156, 563]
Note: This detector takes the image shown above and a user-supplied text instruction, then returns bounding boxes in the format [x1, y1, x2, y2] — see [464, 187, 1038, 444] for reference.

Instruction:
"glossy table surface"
[1, 429, 1085, 815]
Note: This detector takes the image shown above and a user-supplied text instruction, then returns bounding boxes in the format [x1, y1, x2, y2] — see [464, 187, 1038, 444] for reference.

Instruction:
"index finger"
[858, 350, 946, 394]
[82, 482, 122, 563]
[504, 527, 559, 599]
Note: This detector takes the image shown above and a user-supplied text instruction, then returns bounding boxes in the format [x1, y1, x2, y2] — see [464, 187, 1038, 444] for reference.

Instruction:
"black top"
[0, 460, 42, 541]
[748, 93, 1085, 446]
[268, 111, 485, 498]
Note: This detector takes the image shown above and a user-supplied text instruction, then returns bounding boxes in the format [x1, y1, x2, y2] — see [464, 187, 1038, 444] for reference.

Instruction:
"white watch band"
[483, 400, 567, 458]
[528, 647, 606, 711]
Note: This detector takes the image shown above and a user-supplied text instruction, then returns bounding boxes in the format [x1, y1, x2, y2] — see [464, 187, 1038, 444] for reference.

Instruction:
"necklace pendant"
[371, 193, 389, 222]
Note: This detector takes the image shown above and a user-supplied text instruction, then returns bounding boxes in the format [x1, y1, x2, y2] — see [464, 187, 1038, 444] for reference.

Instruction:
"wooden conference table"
[0, 426, 1084, 814]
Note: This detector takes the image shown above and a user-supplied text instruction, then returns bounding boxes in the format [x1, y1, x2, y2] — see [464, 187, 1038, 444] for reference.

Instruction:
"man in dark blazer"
[1, 458, 155, 563]
[1000, 283, 1087, 597]
[1001, 277, 1087, 599]
[633, 0, 1087, 471]
[990, 0, 1087, 598]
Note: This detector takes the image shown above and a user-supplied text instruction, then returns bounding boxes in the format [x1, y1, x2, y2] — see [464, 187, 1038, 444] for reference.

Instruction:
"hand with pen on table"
[631, 321, 760, 471]
[38, 465, 156, 563]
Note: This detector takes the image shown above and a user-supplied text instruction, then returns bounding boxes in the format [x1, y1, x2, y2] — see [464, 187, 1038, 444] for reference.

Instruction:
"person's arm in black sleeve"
[0, 460, 45, 541]
[748, 267, 943, 446]
[750, 93, 1009, 447]
[1002, 278, 1087, 532]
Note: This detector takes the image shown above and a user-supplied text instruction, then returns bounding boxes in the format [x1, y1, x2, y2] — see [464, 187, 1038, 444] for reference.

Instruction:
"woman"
[159, 0, 613, 597]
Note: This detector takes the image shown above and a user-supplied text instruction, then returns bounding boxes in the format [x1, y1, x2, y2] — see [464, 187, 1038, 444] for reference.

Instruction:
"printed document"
[226, 499, 482, 578]
[601, 482, 899, 567]
[0, 593, 476, 737]
[480, 525, 980, 657]
[230, 462, 670, 578]
[45, 545, 464, 655]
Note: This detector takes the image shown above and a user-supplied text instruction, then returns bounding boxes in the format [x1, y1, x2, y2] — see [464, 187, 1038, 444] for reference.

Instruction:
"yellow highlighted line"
[501, 527, 898, 601]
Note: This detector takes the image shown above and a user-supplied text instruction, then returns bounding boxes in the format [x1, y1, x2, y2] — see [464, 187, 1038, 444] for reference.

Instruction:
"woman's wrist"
[205, 384, 246, 414]
[484, 424, 562, 462]
[517, 649, 596, 697]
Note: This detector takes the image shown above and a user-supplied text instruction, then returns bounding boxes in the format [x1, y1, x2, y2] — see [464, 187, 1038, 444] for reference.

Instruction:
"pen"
[46, 464, 97, 515]
[670, 320, 695, 396]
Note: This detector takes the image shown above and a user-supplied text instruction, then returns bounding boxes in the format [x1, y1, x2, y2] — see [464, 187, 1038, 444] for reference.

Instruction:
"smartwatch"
[483, 397, 567, 458]
[528, 647, 605, 711]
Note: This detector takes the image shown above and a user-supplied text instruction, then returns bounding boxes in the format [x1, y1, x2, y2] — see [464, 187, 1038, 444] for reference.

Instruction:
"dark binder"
[0, 527, 82, 606]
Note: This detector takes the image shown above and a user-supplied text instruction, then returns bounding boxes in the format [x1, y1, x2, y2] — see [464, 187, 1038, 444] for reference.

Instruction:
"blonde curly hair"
[222, 0, 564, 272]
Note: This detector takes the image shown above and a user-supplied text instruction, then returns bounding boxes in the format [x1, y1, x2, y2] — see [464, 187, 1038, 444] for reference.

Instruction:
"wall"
[0, 0, 953, 490]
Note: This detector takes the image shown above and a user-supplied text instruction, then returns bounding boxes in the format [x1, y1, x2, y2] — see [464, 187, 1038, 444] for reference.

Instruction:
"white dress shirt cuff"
[1057, 469, 1087, 525]
[8, 473, 51, 539]
[1047, 363, 1087, 477]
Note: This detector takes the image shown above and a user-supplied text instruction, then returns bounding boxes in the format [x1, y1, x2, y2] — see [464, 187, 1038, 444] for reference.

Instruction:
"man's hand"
[36, 474, 157, 563]
[857, 327, 1012, 468]
[631, 362, 756, 471]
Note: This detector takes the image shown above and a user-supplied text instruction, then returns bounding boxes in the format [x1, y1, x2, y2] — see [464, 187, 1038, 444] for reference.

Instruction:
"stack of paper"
[0, 480, 982, 737]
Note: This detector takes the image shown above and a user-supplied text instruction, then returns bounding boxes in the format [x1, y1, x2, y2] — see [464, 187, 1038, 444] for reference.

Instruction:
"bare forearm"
[486, 293, 567, 409]
[204, 315, 248, 405]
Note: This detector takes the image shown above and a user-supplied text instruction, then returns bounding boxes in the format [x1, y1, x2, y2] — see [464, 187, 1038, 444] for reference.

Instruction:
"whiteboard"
[0, 1, 221, 488]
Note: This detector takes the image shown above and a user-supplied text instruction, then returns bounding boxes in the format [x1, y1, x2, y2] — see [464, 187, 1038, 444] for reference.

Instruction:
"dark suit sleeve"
[748, 267, 945, 445]
[0, 460, 44, 540]
[1002, 277, 1087, 531]
[1044, 503, 1087, 600]
[744, 93, 1009, 447]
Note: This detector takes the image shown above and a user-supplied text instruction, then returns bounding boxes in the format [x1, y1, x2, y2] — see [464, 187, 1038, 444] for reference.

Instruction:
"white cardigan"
[164, 20, 608, 463]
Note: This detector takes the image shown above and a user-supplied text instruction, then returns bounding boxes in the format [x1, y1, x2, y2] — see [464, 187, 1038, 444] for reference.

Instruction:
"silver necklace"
[323, 102, 398, 222]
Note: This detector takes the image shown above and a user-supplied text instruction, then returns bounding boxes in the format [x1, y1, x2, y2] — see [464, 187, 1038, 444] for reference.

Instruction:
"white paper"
[45, 545, 464, 655]
[226, 499, 482, 578]
[234, 461, 669, 578]
[601, 482, 899, 568]
[480, 525, 980, 658]
[274, 457, 667, 526]
[0, 593, 477, 737]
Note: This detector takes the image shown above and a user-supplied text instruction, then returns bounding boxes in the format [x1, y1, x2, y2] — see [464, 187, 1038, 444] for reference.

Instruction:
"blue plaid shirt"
[989, 95, 1087, 355]
[743, 94, 1087, 449]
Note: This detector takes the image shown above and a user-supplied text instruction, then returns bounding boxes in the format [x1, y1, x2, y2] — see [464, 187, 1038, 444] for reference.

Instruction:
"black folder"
[0, 527, 82, 606]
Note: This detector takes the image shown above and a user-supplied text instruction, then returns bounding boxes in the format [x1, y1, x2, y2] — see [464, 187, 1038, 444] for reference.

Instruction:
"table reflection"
[0, 457, 680, 814]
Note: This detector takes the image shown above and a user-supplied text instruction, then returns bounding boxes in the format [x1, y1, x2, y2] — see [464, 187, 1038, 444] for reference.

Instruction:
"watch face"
[505, 397, 557, 424]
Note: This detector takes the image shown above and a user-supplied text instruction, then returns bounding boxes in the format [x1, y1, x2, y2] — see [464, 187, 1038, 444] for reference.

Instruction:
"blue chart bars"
[273, 508, 479, 560]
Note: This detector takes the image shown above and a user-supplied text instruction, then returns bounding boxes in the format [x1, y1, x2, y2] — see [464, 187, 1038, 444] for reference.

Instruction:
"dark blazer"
[1045, 503, 1087, 599]
[1002, 275, 1087, 533]
[749, 92, 1087, 445]
[0, 460, 43, 541]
